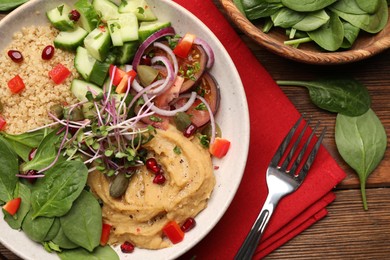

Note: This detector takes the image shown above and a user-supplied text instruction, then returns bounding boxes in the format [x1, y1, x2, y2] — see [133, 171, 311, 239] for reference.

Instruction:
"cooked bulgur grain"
[0, 25, 78, 134]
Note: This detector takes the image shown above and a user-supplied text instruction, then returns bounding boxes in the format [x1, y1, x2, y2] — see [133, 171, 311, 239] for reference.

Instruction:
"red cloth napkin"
[174, 0, 347, 258]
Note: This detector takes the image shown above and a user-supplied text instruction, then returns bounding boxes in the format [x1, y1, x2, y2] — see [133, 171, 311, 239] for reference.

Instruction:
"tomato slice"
[209, 137, 231, 158]
[100, 223, 112, 246]
[115, 69, 137, 94]
[8, 75, 25, 94]
[0, 116, 6, 131]
[173, 33, 196, 59]
[49, 63, 71, 84]
[162, 221, 185, 244]
[3, 197, 22, 216]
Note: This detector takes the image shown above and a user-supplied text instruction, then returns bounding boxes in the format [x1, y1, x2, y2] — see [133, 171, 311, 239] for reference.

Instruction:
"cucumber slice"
[118, 13, 139, 42]
[74, 46, 97, 81]
[92, 0, 120, 22]
[84, 26, 112, 61]
[74, 0, 99, 32]
[112, 41, 139, 64]
[118, 0, 157, 21]
[71, 79, 103, 102]
[54, 26, 88, 51]
[107, 20, 124, 46]
[89, 61, 110, 86]
[46, 4, 75, 31]
[138, 21, 171, 43]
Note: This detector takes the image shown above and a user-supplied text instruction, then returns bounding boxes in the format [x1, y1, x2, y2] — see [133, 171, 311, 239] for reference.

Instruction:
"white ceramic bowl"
[0, 0, 250, 259]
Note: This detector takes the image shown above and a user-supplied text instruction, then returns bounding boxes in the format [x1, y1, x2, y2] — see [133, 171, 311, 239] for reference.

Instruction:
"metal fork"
[235, 117, 326, 260]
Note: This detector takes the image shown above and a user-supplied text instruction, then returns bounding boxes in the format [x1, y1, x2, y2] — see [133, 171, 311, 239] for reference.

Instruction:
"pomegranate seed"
[153, 174, 166, 185]
[28, 148, 37, 161]
[68, 9, 80, 21]
[120, 241, 134, 253]
[183, 123, 198, 137]
[181, 217, 196, 232]
[146, 158, 161, 174]
[42, 45, 55, 60]
[7, 50, 23, 63]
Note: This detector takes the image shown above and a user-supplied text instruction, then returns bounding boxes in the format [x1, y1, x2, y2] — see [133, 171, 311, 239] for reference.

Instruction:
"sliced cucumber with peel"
[74, 0, 99, 32]
[84, 26, 112, 61]
[71, 79, 103, 102]
[46, 4, 75, 31]
[118, 0, 157, 21]
[138, 20, 171, 43]
[54, 26, 88, 51]
[92, 0, 120, 22]
[107, 20, 124, 46]
[89, 61, 110, 86]
[112, 41, 139, 64]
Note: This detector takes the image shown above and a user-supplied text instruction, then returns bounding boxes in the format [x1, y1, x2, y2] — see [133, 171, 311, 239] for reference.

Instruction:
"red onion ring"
[194, 37, 215, 69]
[132, 27, 176, 70]
[143, 91, 197, 116]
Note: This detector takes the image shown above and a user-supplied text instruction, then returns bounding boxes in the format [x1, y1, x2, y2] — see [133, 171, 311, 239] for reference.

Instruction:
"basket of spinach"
[234, 0, 389, 51]
[277, 78, 387, 210]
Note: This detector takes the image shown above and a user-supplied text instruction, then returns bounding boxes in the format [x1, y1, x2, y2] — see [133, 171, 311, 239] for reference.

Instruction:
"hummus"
[87, 125, 215, 249]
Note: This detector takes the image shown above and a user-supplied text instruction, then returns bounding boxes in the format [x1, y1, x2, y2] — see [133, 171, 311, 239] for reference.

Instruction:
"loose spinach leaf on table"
[31, 160, 88, 219]
[21, 128, 64, 172]
[58, 245, 119, 260]
[0, 0, 28, 11]
[0, 136, 19, 203]
[1, 129, 49, 162]
[276, 78, 371, 116]
[307, 11, 344, 51]
[4, 182, 31, 229]
[335, 109, 387, 210]
[60, 190, 102, 252]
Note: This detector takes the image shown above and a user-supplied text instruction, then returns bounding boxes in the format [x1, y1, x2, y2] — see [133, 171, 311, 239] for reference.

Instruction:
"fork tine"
[295, 125, 327, 183]
[279, 119, 311, 172]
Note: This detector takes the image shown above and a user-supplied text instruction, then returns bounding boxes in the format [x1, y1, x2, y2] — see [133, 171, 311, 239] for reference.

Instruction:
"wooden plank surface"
[1, 1, 390, 259]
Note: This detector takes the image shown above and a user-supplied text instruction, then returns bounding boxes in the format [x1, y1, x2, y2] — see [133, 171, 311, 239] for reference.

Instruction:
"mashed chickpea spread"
[88, 125, 215, 249]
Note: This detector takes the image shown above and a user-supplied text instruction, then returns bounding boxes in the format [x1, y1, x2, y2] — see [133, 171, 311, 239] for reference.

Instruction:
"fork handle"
[234, 195, 280, 260]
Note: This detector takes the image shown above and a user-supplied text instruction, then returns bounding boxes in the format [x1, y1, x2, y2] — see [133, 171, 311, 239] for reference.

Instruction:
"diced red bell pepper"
[115, 69, 137, 94]
[8, 75, 25, 94]
[173, 33, 196, 59]
[0, 116, 6, 131]
[100, 223, 112, 246]
[162, 221, 185, 244]
[109, 65, 127, 86]
[3, 197, 21, 216]
[209, 137, 231, 158]
[49, 63, 71, 84]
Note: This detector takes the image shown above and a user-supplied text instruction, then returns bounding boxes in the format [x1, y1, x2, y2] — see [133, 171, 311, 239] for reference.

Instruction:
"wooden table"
[1, 2, 390, 259]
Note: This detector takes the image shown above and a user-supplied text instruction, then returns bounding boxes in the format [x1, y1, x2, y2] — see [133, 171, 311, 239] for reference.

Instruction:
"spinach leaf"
[276, 78, 371, 116]
[21, 129, 64, 172]
[241, 0, 283, 20]
[1, 129, 49, 162]
[341, 21, 360, 49]
[335, 109, 387, 210]
[22, 210, 55, 242]
[329, 0, 367, 15]
[44, 217, 61, 241]
[0, 0, 28, 11]
[60, 191, 102, 252]
[271, 8, 305, 28]
[329, 0, 388, 33]
[0, 136, 19, 203]
[356, 0, 380, 14]
[52, 226, 79, 249]
[292, 9, 330, 32]
[307, 11, 344, 51]
[31, 160, 88, 219]
[4, 182, 31, 229]
[233, 0, 245, 14]
[282, 0, 337, 12]
[58, 246, 119, 260]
